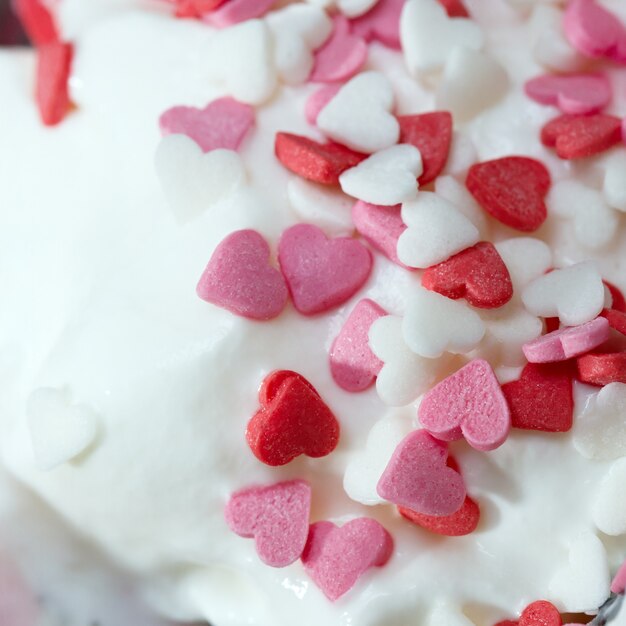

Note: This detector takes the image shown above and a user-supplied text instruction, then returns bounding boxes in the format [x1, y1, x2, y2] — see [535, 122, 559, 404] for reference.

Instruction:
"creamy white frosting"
[1, 1, 626, 625]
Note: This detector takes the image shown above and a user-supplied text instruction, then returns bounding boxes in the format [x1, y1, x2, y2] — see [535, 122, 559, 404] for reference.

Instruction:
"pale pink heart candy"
[330, 298, 386, 392]
[350, 0, 403, 49]
[301, 518, 393, 601]
[351, 200, 407, 267]
[159, 97, 254, 153]
[525, 73, 612, 115]
[278, 223, 373, 315]
[310, 16, 368, 84]
[376, 429, 466, 516]
[611, 558, 626, 593]
[225, 480, 311, 567]
[418, 359, 511, 452]
[197, 229, 289, 320]
[563, 0, 626, 64]
[204, 0, 276, 27]
[0, 558, 40, 626]
[522, 316, 610, 363]
[305, 84, 342, 125]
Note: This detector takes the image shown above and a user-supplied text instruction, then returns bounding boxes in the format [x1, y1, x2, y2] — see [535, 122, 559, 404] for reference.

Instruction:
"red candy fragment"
[399, 495, 480, 536]
[275, 132, 366, 185]
[519, 601, 562, 626]
[246, 370, 340, 466]
[466, 157, 551, 232]
[541, 114, 622, 159]
[36, 42, 73, 127]
[437, 0, 470, 18]
[602, 308, 626, 336]
[502, 363, 574, 432]
[421, 242, 513, 309]
[13, 0, 58, 45]
[577, 352, 626, 386]
[398, 112, 453, 185]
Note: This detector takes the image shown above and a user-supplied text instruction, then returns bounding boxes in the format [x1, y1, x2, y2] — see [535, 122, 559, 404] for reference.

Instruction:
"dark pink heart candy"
[197, 229, 289, 320]
[349, 0, 404, 49]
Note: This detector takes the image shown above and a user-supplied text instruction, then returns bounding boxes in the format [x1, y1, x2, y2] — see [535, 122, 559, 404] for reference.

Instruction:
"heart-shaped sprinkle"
[275, 132, 366, 185]
[352, 201, 407, 266]
[603, 152, 626, 213]
[518, 601, 562, 626]
[523, 317, 610, 363]
[155, 135, 246, 223]
[225, 480, 311, 567]
[317, 71, 400, 154]
[13, 0, 58, 45]
[525, 73, 611, 115]
[339, 144, 422, 206]
[204, 0, 276, 27]
[548, 531, 610, 612]
[418, 359, 511, 451]
[403, 287, 485, 358]
[350, 0, 404, 49]
[563, 0, 626, 64]
[605, 280, 626, 312]
[398, 112, 453, 185]
[174, 0, 227, 18]
[310, 16, 368, 83]
[397, 191, 480, 269]
[422, 242, 513, 309]
[577, 352, 626, 386]
[602, 308, 626, 336]
[330, 298, 387, 392]
[466, 156, 551, 232]
[572, 382, 626, 459]
[502, 362, 574, 432]
[0, 556, 40, 626]
[278, 223, 372, 315]
[305, 85, 342, 125]
[159, 97, 255, 153]
[435, 174, 488, 234]
[438, 0, 469, 17]
[593, 458, 626, 537]
[301, 518, 393, 601]
[26, 387, 99, 471]
[196, 230, 288, 320]
[400, 0, 484, 78]
[541, 113, 623, 160]
[399, 494, 480, 536]
[36, 42, 73, 127]
[246, 370, 340, 466]
[377, 429, 466, 515]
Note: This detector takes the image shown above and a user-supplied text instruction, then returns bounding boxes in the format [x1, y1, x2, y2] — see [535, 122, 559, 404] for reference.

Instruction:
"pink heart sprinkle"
[305, 84, 342, 125]
[329, 298, 386, 392]
[159, 97, 254, 153]
[523, 317, 610, 363]
[278, 224, 373, 316]
[225, 480, 311, 567]
[349, 0, 404, 49]
[0, 558, 40, 626]
[611, 558, 626, 594]
[418, 359, 511, 452]
[197, 229, 289, 321]
[310, 16, 368, 84]
[525, 73, 612, 115]
[563, 0, 626, 64]
[301, 518, 393, 601]
[351, 201, 407, 268]
[377, 429, 467, 516]
[203, 0, 275, 27]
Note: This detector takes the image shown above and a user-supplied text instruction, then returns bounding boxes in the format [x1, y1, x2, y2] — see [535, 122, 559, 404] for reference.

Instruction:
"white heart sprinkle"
[317, 71, 400, 154]
[337, 0, 379, 17]
[339, 144, 422, 206]
[343, 415, 413, 505]
[549, 180, 618, 250]
[521, 261, 605, 327]
[495, 237, 553, 295]
[206, 20, 277, 105]
[603, 151, 626, 213]
[400, 0, 484, 79]
[593, 457, 626, 536]
[436, 46, 509, 122]
[26, 388, 99, 471]
[266, 5, 332, 85]
[155, 135, 246, 224]
[573, 383, 626, 461]
[402, 287, 486, 358]
[397, 191, 479, 268]
[369, 316, 452, 406]
[548, 531, 610, 612]
[434, 175, 489, 238]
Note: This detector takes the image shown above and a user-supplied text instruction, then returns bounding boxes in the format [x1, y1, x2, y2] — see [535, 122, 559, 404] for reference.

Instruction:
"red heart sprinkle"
[541, 113, 622, 160]
[398, 494, 480, 536]
[577, 352, 626, 386]
[36, 42, 73, 127]
[398, 112, 453, 185]
[466, 156, 551, 232]
[421, 241, 513, 309]
[274, 132, 367, 185]
[437, 0, 470, 18]
[605, 280, 626, 312]
[13, 0, 58, 45]
[246, 370, 340, 466]
[519, 601, 562, 626]
[502, 363, 574, 432]
[601, 308, 626, 336]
